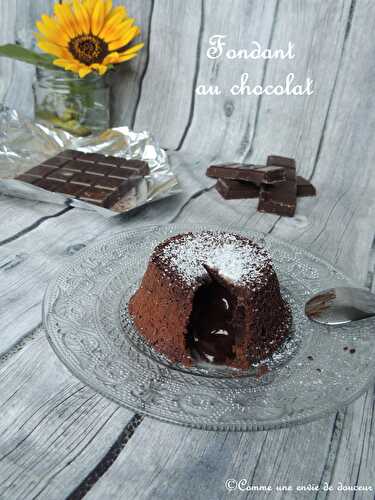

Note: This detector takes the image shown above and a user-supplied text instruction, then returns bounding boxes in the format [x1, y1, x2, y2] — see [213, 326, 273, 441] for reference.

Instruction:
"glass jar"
[33, 67, 110, 136]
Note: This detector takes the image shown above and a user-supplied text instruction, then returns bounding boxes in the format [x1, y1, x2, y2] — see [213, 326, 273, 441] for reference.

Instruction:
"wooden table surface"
[0, 1, 374, 499]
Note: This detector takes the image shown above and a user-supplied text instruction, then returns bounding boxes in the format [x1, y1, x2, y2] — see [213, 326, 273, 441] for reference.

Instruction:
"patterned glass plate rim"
[43, 223, 375, 431]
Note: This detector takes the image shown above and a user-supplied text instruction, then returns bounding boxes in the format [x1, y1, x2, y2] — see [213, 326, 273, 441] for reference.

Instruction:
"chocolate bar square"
[118, 159, 150, 176]
[77, 153, 103, 163]
[266, 155, 296, 169]
[27, 165, 57, 178]
[71, 173, 99, 186]
[108, 167, 138, 179]
[48, 169, 76, 182]
[95, 177, 124, 190]
[34, 178, 63, 191]
[42, 156, 70, 167]
[297, 176, 316, 197]
[63, 160, 91, 173]
[215, 179, 259, 199]
[17, 174, 42, 183]
[207, 163, 285, 184]
[57, 183, 85, 196]
[83, 163, 113, 176]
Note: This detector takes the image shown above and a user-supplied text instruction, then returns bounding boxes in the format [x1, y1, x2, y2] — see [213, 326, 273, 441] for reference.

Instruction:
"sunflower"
[35, 0, 144, 78]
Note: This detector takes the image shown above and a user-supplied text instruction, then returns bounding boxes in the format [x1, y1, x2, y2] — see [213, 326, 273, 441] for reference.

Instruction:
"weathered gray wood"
[111, 0, 154, 128]
[133, 0, 203, 148]
[0, 0, 54, 118]
[0, 194, 64, 242]
[324, 390, 375, 500]
[0, 207, 118, 356]
[86, 416, 338, 500]
[0, 0, 374, 499]
[178, 0, 278, 158]
[0, 329, 134, 500]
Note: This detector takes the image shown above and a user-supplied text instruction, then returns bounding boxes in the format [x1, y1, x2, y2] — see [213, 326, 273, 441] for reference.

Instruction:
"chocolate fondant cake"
[129, 231, 291, 369]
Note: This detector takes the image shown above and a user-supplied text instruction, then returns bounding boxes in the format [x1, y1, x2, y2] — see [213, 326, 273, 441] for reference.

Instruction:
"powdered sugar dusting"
[157, 231, 272, 286]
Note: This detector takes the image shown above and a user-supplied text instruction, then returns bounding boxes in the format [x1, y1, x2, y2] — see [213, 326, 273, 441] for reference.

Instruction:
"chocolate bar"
[297, 176, 316, 197]
[207, 163, 285, 184]
[266, 155, 296, 169]
[16, 150, 149, 208]
[258, 155, 297, 216]
[215, 179, 259, 199]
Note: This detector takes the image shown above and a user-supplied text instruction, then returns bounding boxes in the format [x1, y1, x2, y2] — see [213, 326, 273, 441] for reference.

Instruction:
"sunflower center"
[69, 35, 108, 65]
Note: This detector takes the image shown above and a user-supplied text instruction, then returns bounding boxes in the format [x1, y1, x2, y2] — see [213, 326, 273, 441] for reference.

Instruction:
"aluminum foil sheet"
[0, 106, 180, 217]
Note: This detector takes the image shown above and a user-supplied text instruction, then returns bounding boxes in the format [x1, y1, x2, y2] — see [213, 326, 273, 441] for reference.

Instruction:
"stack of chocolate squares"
[206, 155, 316, 217]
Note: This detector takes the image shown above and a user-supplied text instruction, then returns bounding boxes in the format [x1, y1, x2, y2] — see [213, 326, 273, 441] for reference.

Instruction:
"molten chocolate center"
[187, 281, 236, 363]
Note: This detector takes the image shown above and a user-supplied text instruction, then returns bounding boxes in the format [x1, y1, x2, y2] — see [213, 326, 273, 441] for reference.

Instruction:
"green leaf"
[0, 44, 57, 70]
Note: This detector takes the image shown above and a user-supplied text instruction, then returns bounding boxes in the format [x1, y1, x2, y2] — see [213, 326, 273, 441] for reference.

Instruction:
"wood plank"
[324, 391, 375, 500]
[0, 329, 135, 500]
[0, 194, 66, 243]
[133, 0, 203, 149]
[178, 0, 278, 157]
[111, 0, 154, 128]
[0, 207, 125, 356]
[0, 209, 100, 354]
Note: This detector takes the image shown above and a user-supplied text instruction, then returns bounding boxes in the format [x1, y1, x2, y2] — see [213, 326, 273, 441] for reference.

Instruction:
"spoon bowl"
[305, 287, 375, 325]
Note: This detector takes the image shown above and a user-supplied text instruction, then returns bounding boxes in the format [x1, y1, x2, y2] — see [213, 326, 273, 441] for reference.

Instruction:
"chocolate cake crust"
[128, 231, 291, 368]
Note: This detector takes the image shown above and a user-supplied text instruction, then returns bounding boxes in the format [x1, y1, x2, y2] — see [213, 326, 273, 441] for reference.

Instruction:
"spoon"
[305, 287, 375, 325]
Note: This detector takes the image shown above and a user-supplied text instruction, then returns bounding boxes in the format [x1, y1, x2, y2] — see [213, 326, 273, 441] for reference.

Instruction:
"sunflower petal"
[105, 5, 128, 22]
[55, 5, 81, 38]
[120, 42, 144, 56]
[53, 58, 80, 72]
[37, 40, 68, 58]
[79, 66, 92, 78]
[104, 21, 136, 45]
[117, 52, 138, 63]
[36, 20, 68, 47]
[61, 2, 81, 36]
[84, 0, 97, 17]
[103, 52, 121, 65]
[73, 0, 90, 34]
[54, 4, 77, 38]
[91, 0, 105, 36]
[108, 26, 141, 51]
[104, 0, 113, 18]
[39, 14, 71, 43]
[99, 13, 133, 40]
[90, 63, 108, 75]
[108, 32, 141, 52]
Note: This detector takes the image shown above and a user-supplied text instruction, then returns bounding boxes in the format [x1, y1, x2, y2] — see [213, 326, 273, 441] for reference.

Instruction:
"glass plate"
[43, 224, 375, 431]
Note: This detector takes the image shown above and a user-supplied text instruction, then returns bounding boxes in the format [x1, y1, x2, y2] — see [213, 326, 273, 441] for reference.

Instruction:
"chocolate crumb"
[316, 368, 321, 372]
[349, 348, 356, 354]
[343, 346, 348, 351]
[307, 355, 313, 360]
